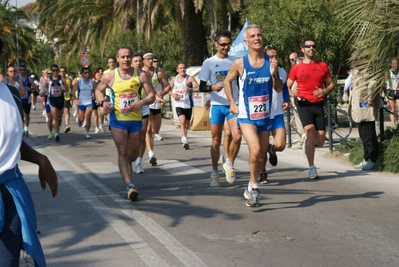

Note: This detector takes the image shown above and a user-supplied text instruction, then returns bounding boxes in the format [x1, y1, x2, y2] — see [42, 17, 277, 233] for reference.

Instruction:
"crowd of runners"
[2, 24, 337, 208]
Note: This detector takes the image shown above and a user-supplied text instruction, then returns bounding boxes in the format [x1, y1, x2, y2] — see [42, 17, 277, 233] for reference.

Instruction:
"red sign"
[80, 55, 90, 67]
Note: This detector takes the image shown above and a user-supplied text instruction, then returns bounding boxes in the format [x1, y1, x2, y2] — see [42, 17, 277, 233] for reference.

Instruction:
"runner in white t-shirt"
[198, 30, 242, 187]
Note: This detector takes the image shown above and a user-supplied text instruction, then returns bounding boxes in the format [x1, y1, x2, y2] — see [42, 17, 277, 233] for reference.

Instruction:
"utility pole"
[15, 0, 19, 68]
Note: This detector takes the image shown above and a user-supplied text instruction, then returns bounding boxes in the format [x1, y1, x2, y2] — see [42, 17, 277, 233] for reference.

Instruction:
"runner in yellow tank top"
[95, 46, 156, 201]
[111, 67, 142, 121]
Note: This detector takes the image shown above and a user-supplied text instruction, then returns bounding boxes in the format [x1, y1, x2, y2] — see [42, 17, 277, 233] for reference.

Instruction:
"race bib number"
[50, 86, 61, 97]
[119, 92, 138, 114]
[175, 90, 185, 102]
[248, 95, 269, 120]
[20, 86, 29, 99]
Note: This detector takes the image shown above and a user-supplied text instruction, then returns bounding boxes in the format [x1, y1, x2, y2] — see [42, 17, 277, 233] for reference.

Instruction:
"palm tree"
[0, 0, 36, 72]
[339, 0, 398, 96]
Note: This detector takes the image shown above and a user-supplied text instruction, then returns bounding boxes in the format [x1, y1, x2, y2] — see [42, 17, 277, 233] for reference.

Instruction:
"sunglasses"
[83, 72, 90, 74]
[20, 69, 26, 71]
[52, 69, 59, 72]
[153, 60, 158, 63]
[303, 44, 316, 49]
[218, 42, 231, 47]
[264, 45, 276, 50]
[289, 58, 295, 61]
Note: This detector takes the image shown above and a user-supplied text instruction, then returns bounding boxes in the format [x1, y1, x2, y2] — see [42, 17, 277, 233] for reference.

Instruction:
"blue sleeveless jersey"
[20, 75, 32, 105]
[238, 54, 273, 126]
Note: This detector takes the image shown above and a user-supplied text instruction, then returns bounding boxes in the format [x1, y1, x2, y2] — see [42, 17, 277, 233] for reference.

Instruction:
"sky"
[15, 0, 35, 7]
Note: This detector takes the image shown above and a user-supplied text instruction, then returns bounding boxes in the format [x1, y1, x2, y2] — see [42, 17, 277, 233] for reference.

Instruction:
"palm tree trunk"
[183, 0, 207, 67]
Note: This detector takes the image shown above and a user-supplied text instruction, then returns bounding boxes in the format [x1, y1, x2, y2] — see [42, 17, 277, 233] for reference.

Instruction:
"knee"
[212, 136, 222, 147]
[274, 142, 286, 151]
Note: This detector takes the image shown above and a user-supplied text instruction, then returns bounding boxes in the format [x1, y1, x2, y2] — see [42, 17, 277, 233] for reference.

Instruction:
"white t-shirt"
[270, 67, 287, 118]
[0, 83, 22, 175]
[198, 55, 238, 106]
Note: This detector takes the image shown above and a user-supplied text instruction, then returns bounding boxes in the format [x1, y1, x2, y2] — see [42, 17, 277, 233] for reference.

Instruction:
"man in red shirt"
[287, 38, 335, 179]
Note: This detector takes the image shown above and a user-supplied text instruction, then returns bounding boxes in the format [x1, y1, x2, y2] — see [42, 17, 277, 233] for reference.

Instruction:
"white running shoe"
[244, 188, 260, 207]
[85, 133, 91, 139]
[73, 109, 77, 117]
[32, 105, 36, 110]
[153, 133, 164, 141]
[82, 121, 86, 128]
[308, 166, 319, 179]
[135, 163, 144, 174]
[219, 155, 226, 164]
[99, 124, 105, 133]
[95, 127, 100, 133]
[223, 162, 236, 184]
[354, 159, 367, 169]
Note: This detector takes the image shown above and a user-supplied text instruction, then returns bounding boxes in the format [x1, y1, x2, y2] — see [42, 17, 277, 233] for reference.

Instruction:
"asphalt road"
[18, 104, 399, 267]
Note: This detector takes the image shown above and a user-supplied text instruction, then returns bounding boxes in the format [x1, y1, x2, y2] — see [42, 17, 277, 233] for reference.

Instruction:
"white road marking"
[25, 136, 208, 267]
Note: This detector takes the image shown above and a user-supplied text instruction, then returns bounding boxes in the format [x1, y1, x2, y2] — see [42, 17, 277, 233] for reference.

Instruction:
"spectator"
[348, 57, 380, 170]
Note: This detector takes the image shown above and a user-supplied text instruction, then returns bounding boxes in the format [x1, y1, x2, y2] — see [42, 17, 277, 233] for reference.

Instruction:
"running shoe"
[73, 109, 77, 117]
[259, 171, 268, 184]
[47, 133, 54, 139]
[82, 121, 86, 128]
[95, 127, 100, 134]
[127, 187, 139, 201]
[308, 166, 319, 179]
[149, 155, 157, 166]
[219, 155, 226, 164]
[55, 133, 60, 142]
[354, 159, 367, 169]
[32, 105, 36, 110]
[268, 145, 278, 166]
[244, 188, 260, 207]
[64, 126, 71, 133]
[223, 162, 236, 184]
[135, 163, 144, 174]
[99, 124, 105, 133]
[85, 133, 91, 139]
[24, 130, 29, 137]
[153, 133, 164, 141]
[77, 120, 82, 127]
[183, 143, 189, 150]
[210, 172, 221, 187]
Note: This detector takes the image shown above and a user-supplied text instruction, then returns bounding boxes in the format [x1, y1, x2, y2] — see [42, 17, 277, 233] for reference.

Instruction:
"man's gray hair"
[243, 24, 262, 40]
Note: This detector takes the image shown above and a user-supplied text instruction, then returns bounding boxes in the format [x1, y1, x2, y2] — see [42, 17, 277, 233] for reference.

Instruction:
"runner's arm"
[159, 69, 171, 96]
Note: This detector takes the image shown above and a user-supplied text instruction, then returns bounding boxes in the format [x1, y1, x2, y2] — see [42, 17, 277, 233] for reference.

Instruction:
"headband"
[143, 53, 154, 58]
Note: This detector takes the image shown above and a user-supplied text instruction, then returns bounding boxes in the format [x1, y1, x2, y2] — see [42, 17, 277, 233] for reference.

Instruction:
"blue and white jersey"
[238, 54, 273, 124]
[20, 75, 32, 104]
[173, 74, 193, 109]
[77, 79, 94, 106]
